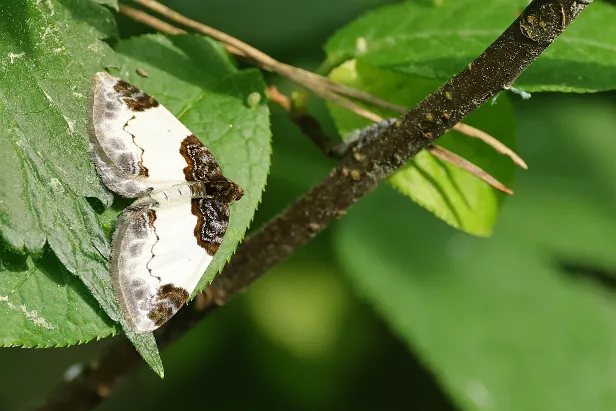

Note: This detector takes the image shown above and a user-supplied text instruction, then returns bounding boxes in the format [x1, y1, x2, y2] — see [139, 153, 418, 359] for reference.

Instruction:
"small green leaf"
[0, 0, 116, 252]
[0, 0, 122, 339]
[0, 247, 120, 347]
[0, 0, 164, 372]
[328, 61, 516, 236]
[325, 0, 616, 92]
[0, 2, 269, 376]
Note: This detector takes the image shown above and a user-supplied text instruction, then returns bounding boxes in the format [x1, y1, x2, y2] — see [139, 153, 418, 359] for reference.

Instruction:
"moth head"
[209, 177, 244, 204]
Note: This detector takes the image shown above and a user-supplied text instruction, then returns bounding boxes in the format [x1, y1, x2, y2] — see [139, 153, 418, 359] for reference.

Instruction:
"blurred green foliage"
[3, 1, 616, 411]
[325, 0, 616, 92]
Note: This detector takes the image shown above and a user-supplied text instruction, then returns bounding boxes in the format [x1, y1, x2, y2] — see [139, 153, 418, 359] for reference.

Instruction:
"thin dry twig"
[266, 86, 514, 194]
[453, 123, 528, 169]
[127, 0, 526, 170]
[428, 145, 513, 194]
[129, 0, 389, 119]
[364, 98, 527, 169]
[131, 0, 281, 70]
[122, 1, 385, 124]
[119, 4, 186, 35]
[119, 4, 247, 57]
[265, 86, 291, 111]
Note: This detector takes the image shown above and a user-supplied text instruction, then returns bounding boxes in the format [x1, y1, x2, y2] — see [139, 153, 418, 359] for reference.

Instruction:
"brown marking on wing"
[179, 134, 244, 254]
[111, 79, 156, 175]
[190, 198, 226, 255]
[131, 135, 149, 177]
[147, 284, 189, 327]
[147, 209, 156, 227]
[114, 79, 159, 112]
[179, 134, 223, 181]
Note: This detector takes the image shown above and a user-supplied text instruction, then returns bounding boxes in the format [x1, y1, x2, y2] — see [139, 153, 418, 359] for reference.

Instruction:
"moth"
[87, 72, 243, 332]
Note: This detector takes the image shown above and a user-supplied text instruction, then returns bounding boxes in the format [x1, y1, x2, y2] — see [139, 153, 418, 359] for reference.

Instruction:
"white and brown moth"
[87, 72, 243, 332]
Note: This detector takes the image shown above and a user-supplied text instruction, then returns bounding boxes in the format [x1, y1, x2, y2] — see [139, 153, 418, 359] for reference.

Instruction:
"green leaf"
[328, 61, 516, 236]
[0, 247, 120, 347]
[333, 94, 616, 411]
[0, 0, 165, 375]
[0, 4, 269, 377]
[0, 0, 120, 340]
[113, 34, 271, 292]
[324, 0, 616, 93]
[0, 0, 116, 252]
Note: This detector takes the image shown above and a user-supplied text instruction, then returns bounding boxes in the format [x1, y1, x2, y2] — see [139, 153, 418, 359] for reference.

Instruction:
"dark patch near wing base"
[147, 284, 189, 326]
[180, 134, 223, 180]
[179, 134, 244, 255]
[114, 80, 159, 112]
[192, 198, 228, 255]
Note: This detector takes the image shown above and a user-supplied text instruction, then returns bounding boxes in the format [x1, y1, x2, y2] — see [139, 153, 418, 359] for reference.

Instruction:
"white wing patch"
[88, 72, 243, 332]
[88, 72, 194, 196]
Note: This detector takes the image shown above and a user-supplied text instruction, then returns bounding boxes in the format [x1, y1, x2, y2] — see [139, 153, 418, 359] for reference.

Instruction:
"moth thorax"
[205, 178, 243, 203]
[149, 182, 205, 203]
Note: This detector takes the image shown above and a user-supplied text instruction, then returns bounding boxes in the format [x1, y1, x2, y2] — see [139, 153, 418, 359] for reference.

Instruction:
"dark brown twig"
[266, 86, 339, 155]
[36, 1, 591, 410]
